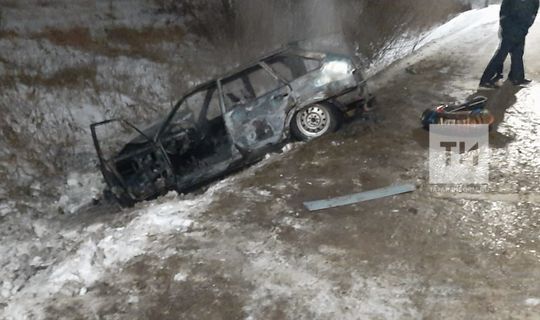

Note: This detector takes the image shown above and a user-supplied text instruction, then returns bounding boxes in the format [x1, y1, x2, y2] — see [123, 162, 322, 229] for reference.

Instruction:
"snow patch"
[370, 5, 501, 99]
[56, 172, 104, 214]
[173, 272, 188, 282]
[2, 185, 224, 319]
[416, 5, 500, 48]
[242, 246, 422, 320]
[525, 298, 540, 306]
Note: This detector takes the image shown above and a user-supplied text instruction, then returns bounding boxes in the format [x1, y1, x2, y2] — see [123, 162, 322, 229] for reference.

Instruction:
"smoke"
[176, 0, 477, 72]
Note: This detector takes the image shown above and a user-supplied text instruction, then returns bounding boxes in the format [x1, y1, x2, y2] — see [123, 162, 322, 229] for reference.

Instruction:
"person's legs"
[480, 37, 512, 84]
[509, 38, 526, 82]
[494, 30, 505, 80]
[494, 62, 504, 80]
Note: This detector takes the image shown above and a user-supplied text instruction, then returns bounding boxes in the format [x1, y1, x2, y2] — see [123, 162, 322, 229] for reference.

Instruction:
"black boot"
[479, 81, 500, 89]
[493, 73, 504, 82]
[511, 79, 532, 86]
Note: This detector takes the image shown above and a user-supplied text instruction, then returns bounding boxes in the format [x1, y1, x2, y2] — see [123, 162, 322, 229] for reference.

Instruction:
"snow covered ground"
[3, 2, 540, 320]
[0, 0, 472, 204]
[0, 144, 304, 319]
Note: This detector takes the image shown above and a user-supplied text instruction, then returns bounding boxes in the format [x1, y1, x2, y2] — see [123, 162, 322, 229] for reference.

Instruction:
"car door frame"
[157, 81, 245, 188]
[217, 61, 294, 156]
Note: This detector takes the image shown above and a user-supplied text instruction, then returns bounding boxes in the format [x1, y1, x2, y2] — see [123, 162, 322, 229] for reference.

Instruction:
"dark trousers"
[480, 35, 525, 83]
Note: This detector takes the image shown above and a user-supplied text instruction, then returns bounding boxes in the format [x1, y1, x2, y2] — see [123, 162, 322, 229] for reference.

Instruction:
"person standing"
[480, 0, 539, 88]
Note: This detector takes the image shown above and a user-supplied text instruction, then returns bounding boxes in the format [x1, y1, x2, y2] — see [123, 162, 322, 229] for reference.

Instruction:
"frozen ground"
[2, 4, 540, 320]
[0, 0, 468, 208]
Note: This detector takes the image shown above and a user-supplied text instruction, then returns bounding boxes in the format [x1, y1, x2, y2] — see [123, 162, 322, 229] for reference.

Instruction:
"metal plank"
[303, 184, 416, 212]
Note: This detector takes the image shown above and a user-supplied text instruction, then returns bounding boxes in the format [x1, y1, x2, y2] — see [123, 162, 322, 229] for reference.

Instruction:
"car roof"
[181, 46, 327, 97]
[218, 47, 326, 81]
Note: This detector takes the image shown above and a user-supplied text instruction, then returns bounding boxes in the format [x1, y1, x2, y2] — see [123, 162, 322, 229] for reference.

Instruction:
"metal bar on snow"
[303, 184, 416, 212]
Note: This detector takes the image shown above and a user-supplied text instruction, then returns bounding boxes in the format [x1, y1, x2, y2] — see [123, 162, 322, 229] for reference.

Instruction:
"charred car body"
[91, 47, 374, 205]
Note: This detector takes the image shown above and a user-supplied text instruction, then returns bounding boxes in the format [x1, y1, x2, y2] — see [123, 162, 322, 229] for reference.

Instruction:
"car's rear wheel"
[291, 102, 341, 141]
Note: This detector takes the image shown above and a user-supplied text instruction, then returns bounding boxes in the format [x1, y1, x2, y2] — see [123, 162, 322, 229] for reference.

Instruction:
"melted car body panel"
[224, 86, 292, 152]
[90, 47, 372, 205]
[290, 56, 359, 109]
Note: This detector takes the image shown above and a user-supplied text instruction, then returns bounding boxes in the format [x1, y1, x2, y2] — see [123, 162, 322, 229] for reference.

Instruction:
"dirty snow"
[57, 172, 105, 214]
[3, 3, 540, 320]
[370, 5, 501, 99]
[0, 140, 300, 319]
[2, 188, 212, 319]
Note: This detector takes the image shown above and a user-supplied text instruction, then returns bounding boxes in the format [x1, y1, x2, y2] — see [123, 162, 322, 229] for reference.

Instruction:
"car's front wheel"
[291, 102, 341, 141]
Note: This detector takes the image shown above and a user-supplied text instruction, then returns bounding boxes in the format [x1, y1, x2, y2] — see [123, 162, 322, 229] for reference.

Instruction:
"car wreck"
[91, 47, 374, 205]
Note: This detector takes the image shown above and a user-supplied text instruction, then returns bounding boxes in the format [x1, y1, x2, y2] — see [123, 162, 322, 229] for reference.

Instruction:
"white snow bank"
[416, 5, 500, 48]
[2, 179, 229, 320]
[49, 200, 196, 288]
[370, 5, 501, 98]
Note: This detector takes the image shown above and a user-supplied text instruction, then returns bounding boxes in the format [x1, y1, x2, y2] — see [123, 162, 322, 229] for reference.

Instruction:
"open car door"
[91, 119, 176, 205]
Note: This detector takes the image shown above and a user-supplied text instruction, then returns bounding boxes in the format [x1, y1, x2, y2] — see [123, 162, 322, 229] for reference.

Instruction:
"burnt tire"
[291, 102, 342, 141]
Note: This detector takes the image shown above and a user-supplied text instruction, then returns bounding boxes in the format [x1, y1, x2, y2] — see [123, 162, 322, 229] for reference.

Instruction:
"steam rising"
[183, 0, 473, 70]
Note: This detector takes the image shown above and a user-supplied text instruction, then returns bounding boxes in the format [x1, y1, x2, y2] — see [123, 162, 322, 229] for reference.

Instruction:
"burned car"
[91, 47, 374, 205]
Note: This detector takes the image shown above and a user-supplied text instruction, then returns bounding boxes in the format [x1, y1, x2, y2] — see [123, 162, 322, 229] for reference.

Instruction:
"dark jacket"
[500, 0, 540, 40]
